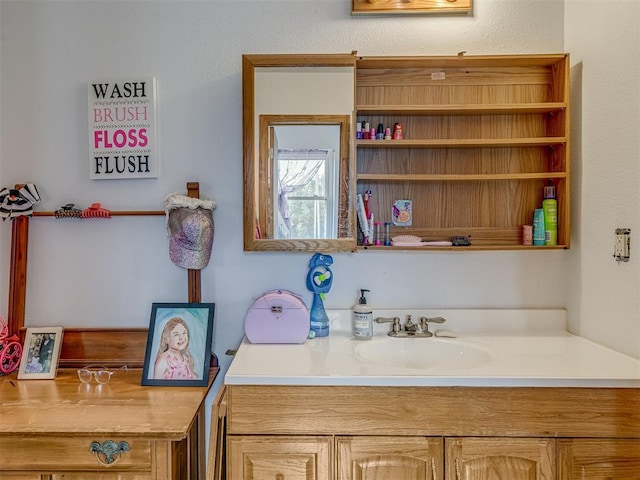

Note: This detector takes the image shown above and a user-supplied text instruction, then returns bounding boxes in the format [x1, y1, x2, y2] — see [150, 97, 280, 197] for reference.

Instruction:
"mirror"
[243, 54, 357, 252]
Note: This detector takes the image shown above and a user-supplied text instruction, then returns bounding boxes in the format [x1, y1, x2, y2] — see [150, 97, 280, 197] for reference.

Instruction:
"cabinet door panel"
[337, 436, 443, 480]
[228, 436, 331, 480]
[446, 437, 554, 480]
[558, 438, 640, 479]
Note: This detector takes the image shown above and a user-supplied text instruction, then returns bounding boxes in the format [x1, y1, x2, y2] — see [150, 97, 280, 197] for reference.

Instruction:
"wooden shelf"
[356, 103, 567, 116]
[355, 54, 569, 69]
[357, 172, 568, 182]
[356, 137, 567, 148]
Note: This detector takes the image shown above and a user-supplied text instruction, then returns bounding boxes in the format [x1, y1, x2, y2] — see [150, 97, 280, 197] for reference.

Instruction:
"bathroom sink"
[354, 338, 494, 371]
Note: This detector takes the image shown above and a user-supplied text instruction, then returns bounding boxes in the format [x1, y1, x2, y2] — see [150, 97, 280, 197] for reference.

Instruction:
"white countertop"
[225, 309, 640, 388]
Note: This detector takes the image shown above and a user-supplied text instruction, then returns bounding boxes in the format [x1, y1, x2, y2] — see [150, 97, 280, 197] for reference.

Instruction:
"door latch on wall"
[613, 228, 631, 262]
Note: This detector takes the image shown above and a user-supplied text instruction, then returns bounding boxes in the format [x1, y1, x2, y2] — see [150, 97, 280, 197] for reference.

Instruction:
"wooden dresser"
[0, 367, 216, 479]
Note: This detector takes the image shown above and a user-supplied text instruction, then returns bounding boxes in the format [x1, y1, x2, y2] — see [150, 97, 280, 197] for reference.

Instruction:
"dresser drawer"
[0, 436, 152, 471]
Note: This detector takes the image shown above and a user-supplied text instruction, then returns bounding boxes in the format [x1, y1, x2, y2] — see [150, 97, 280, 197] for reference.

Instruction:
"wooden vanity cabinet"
[224, 434, 554, 480]
[211, 385, 640, 480]
[355, 54, 570, 250]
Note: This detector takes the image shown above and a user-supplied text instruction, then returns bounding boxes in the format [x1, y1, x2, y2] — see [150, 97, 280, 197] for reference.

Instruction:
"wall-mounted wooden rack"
[32, 210, 165, 216]
[6, 181, 213, 368]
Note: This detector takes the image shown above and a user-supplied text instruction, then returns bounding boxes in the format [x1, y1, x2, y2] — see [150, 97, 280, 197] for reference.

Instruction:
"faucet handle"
[420, 316, 446, 324]
[375, 316, 398, 324]
[375, 317, 401, 334]
[419, 316, 446, 336]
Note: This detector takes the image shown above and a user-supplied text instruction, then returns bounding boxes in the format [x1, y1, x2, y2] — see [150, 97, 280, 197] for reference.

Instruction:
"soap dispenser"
[353, 289, 373, 340]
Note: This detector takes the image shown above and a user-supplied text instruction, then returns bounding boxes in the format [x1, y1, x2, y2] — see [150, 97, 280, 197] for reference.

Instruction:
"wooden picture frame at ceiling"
[351, 0, 472, 15]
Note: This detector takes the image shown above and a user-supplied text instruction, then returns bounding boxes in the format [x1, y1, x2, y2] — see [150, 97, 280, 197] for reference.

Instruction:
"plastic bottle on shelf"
[533, 208, 545, 246]
[542, 183, 558, 246]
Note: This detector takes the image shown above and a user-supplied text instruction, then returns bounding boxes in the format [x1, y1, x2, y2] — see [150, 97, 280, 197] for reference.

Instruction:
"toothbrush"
[356, 194, 371, 244]
[364, 190, 374, 243]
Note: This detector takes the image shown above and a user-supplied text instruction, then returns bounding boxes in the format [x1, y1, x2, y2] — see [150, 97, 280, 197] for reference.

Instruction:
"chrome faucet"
[375, 315, 446, 337]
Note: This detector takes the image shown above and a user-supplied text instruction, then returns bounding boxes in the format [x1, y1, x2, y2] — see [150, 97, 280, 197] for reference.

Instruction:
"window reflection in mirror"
[259, 115, 351, 244]
[271, 125, 340, 240]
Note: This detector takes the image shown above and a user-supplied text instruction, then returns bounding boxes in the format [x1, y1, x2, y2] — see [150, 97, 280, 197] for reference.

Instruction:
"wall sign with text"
[88, 77, 158, 180]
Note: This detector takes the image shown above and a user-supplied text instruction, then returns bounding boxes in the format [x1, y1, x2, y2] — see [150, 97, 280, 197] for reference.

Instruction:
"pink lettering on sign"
[94, 129, 148, 149]
[93, 106, 148, 123]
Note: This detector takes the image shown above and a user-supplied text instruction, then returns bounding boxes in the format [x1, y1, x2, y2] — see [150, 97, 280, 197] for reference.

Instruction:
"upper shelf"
[356, 103, 567, 116]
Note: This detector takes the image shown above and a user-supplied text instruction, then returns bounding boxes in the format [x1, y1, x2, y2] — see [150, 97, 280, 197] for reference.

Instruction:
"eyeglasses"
[77, 365, 127, 384]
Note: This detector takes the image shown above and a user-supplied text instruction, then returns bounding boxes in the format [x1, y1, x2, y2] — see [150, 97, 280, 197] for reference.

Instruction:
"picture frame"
[17, 327, 64, 380]
[351, 0, 472, 15]
[142, 302, 215, 386]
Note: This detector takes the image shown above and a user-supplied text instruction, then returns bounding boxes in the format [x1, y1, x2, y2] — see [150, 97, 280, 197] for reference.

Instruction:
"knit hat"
[164, 194, 215, 270]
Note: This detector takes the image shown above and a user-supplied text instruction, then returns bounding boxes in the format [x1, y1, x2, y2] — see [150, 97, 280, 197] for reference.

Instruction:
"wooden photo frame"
[352, 0, 472, 15]
[17, 327, 64, 379]
[142, 302, 215, 386]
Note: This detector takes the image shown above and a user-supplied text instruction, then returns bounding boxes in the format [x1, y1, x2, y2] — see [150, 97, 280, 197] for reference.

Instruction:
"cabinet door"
[227, 436, 331, 480]
[558, 438, 640, 479]
[337, 436, 443, 480]
[446, 437, 554, 480]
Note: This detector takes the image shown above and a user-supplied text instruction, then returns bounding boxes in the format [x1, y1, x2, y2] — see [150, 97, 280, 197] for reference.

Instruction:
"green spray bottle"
[542, 183, 557, 246]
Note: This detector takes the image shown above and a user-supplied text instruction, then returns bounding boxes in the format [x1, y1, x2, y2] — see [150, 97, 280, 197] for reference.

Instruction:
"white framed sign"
[88, 77, 158, 179]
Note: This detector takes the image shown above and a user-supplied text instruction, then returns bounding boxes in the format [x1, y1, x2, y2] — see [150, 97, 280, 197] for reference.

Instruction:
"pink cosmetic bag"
[244, 290, 309, 344]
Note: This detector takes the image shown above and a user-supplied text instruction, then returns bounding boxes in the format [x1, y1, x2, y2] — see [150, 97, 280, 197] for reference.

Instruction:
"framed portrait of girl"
[142, 303, 215, 386]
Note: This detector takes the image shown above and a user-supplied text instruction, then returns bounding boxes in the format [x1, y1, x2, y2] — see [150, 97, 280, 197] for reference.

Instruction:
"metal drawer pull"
[89, 440, 130, 466]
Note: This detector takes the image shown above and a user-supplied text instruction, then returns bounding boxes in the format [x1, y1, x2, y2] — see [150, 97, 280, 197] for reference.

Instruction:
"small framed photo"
[17, 327, 64, 380]
[142, 302, 215, 386]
